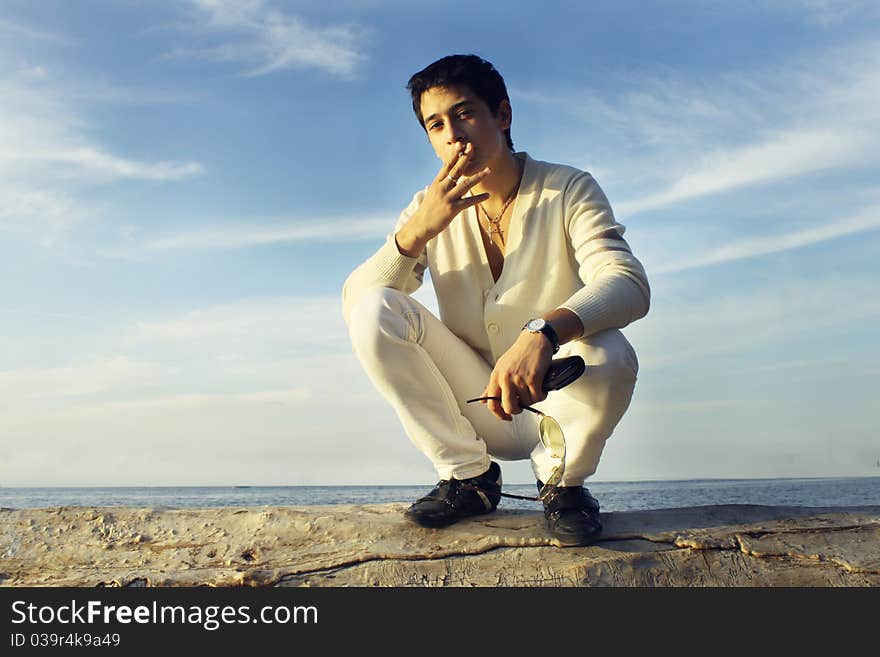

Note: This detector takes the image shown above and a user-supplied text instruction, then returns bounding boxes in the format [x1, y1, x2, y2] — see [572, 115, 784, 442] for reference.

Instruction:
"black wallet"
[542, 355, 585, 391]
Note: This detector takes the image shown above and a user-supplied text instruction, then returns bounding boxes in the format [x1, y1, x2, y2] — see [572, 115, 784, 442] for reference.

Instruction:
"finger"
[526, 380, 546, 405]
[485, 383, 506, 420]
[515, 382, 534, 408]
[488, 398, 506, 420]
[446, 142, 473, 181]
[452, 166, 491, 196]
[500, 381, 521, 418]
[450, 167, 491, 206]
[455, 191, 490, 210]
[492, 401, 511, 422]
[439, 151, 471, 193]
[436, 142, 466, 182]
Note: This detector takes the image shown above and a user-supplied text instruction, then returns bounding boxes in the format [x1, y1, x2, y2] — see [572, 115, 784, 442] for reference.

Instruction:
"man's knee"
[347, 287, 420, 354]
[581, 330, 638, 388]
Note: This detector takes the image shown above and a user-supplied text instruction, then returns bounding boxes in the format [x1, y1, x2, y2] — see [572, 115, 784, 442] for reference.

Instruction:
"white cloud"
[653, 203, 880, 273]
[0, 72, 203, 183]
[0, 292, 416, 485]
[0, 66, 205, 238]
[626, 274, 880, 371]
[5, 146, 203, 182]
[0, 67, 204, 245]
[0, 185, 82, 233]
[122, 296, 346, 347]
[517, 40, 880, 214]
[147, 215, 392, 249]
[0, 357, 177, 402]
[65, 387, 313, 416]
[615, 127, 876, 218]
[779, 0, 878, 25]
[166, 0, 368, 77]
[0, 18, 72, 42]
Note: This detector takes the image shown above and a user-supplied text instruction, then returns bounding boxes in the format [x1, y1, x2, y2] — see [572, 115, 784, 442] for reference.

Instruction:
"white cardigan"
[342, 152, 650, 365]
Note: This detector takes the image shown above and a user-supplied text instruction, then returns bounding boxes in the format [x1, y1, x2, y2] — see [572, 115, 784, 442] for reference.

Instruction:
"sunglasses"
[465, 396, 566, 502]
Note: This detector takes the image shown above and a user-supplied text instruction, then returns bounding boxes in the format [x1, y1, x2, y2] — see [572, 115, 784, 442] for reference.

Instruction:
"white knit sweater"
[342, 152, 650, 365]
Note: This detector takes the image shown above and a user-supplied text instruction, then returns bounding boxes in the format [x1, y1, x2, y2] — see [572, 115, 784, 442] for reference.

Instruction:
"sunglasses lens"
[539, 417, 565, 459]
[538, 463, 563, 499]
[537, 416, 566, 500]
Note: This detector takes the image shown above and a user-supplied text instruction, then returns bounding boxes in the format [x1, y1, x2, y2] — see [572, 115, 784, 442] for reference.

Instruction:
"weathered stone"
[0, 504, 877, 587]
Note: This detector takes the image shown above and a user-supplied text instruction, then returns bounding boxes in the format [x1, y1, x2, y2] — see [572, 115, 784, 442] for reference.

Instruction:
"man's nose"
[446, 124, 465, 146]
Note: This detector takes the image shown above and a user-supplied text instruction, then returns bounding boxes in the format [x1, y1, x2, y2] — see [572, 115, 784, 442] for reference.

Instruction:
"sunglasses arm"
[465, 396, 546, 417]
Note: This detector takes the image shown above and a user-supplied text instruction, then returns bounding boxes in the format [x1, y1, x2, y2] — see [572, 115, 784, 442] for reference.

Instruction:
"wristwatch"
[522, 318, 560, 354]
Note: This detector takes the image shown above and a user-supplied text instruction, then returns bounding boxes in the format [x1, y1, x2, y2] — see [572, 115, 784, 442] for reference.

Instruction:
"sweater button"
[487, 323, 499, 334]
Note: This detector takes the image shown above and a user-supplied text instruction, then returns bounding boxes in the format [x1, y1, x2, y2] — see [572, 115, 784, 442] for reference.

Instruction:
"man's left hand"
[480, 331, 553, 421]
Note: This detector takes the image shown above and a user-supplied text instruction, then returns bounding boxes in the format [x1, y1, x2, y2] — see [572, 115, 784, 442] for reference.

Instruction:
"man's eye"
[458, 110, 471, 119]
[429, 121, 442, 130]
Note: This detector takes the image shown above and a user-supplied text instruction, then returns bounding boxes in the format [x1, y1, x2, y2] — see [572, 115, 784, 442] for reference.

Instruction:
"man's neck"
[472, 150, 522, 213]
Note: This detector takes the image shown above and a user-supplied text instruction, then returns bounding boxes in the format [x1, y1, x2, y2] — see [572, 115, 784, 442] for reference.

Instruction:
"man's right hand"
[395, 142, 491, 257]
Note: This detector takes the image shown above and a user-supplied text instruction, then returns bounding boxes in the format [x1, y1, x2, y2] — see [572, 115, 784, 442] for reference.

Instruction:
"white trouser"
[346, 287, 638, 486]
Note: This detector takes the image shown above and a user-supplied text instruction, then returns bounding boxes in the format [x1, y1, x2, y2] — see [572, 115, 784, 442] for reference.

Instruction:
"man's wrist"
[522, 318, 560, 353]
[394, 223, 428, 257]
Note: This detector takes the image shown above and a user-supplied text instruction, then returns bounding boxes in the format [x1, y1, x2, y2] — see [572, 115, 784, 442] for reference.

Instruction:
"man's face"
[419, 84, 511, 175]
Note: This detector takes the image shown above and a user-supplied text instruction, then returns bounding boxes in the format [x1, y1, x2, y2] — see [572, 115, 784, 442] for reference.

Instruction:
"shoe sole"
[549, 532, 602, 548]
[548, 523, 602, 547]
[404, 506, 497, 529]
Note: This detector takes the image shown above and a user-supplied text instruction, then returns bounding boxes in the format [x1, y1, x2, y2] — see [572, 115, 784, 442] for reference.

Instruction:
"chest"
[476, 212, 512, 284]
[427, 179, 569, 294]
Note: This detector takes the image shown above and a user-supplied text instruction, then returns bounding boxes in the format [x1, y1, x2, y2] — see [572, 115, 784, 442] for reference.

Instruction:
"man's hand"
[480, 330, 554, 421]
[395, 142, 491, 256]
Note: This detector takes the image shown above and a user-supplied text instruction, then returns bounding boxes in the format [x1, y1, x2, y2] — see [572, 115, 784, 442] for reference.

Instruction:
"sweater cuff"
[375, 233, 421, 288]
[560, 275, 641, 339]
[560, 289, 611, 339]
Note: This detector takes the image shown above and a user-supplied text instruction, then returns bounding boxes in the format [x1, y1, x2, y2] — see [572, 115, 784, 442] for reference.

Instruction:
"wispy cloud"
[146, 215, 391, 249]
[0, 296, 353, 410]
[0, 65, 204, 239]
[63, 80, 205, 106]
[626, 274, 880, 371]
[0, 357, 177, 402]
[66, 387, 313, 416]
[4, 145, 204, 182]
[0, 17, 73, 42]
[653, 203, 880, 274]
[165, 0, 368, 77]
[0, 185, 83, 234]
[780, 0, 879, 26]
[122, 296, 347, 347]
[615, 127, 875, 218]
[517, 40, 880, 215]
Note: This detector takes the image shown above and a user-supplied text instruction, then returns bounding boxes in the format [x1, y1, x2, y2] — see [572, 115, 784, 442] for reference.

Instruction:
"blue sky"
[1, 0, 878, 486]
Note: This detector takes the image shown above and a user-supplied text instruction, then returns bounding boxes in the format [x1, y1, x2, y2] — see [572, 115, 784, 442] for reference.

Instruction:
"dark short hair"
[406, 54, 513, 150]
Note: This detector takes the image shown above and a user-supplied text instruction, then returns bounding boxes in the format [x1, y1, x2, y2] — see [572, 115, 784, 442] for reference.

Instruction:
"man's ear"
[496, 99, 512, 130]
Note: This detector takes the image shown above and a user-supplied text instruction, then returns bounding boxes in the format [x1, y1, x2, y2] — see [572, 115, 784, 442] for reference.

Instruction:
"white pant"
[346, 287, 638, 486]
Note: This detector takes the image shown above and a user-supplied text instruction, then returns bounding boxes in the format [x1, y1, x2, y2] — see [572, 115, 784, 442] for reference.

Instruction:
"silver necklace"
[478, 163, 523, 242]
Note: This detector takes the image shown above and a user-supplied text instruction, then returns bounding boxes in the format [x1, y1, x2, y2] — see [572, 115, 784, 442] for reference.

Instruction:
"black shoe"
[405, 462, 502, 528]
[537, 481, 602, 547]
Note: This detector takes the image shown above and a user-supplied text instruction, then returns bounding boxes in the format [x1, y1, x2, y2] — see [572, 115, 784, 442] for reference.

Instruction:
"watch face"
[527, 318, 546, 331]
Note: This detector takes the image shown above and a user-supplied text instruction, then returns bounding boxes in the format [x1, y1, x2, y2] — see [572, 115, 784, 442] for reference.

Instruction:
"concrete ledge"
[2, 504, 879, 586]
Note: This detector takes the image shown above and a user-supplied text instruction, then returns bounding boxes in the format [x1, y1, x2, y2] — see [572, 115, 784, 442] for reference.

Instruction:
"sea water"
[2, 476, 878, 512]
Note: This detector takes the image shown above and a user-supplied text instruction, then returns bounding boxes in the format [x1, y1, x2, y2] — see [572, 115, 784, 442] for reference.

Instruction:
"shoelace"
[459, 482, 547, 502]
[432, 479, 463, 502]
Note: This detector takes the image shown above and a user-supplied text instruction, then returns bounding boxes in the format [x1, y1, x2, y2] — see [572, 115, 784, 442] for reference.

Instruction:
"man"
[342, 54, 649, 546]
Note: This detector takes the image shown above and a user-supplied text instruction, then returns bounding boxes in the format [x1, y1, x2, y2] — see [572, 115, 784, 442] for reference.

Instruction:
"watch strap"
[523, 319, 560, 354]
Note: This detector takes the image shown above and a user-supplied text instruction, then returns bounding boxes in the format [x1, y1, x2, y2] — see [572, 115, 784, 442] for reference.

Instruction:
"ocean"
[2, 476, 878, 512]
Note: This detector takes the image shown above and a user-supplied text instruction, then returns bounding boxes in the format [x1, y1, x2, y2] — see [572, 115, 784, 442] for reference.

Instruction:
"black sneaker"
[405, 462, 502, 528]
[537, 481, 602, 547]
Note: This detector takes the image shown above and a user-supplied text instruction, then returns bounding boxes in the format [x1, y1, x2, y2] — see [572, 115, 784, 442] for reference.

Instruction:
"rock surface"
[1, 504, 879, 587]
